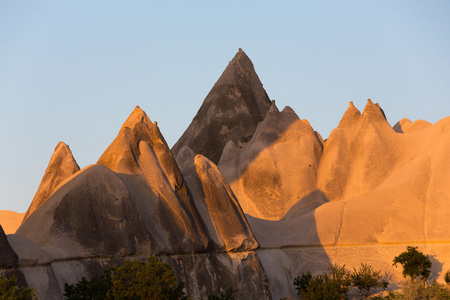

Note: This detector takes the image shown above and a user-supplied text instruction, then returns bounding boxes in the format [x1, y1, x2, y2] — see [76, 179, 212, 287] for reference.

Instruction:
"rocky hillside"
[2, 49, 450, 299]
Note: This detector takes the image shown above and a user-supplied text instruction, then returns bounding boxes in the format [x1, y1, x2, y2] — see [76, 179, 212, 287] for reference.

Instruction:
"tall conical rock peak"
[172, 49, 272, 164]
[98, 106, 183, 191]
[97, 106, 210, 254]
[22, 141, 79, 223]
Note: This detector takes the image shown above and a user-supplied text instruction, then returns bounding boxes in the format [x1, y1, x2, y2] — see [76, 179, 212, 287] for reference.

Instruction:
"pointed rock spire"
[22, 142, 79, 223]
[362, 99, 387, 121]
[337, 101, 361, 129]
[98, 106, 185, 191]
[172, 49, 272, 164]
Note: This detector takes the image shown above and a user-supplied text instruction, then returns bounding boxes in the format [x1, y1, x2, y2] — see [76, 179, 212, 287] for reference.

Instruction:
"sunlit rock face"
[172, 49, 272, 164]
[176, 149, 259, 252]
[97, 106, 209, 254]
[22, 142, 79, 223]
[218, 101, 324, 220]
[12, 106, 271, 299]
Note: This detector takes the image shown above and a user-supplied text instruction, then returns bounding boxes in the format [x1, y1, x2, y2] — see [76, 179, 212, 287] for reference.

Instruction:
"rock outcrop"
[177, 149, 259, 252]
[0, 211, 25, 234]
[172, 49, 272, 164]
[218, 101, 324, 220]
[22, 142, 79, 223]
[12, 106, 271, 299]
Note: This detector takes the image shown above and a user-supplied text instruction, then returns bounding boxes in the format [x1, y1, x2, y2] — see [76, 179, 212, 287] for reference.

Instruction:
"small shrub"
[400, 277, 450, 299]
[0, 275, 36, 300]
[293, 272, 312, 295]
[64, 270, 112, 300]
[293, 264, 351, 300]
[445, 270, 450, 284]
[351, 263, 389, 298]
[393, 246, 432, 279]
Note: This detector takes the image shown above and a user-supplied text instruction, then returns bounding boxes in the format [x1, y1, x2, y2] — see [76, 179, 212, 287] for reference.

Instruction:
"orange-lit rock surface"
[3, 50, 450, 300]
[22, 142, 79, 223]
[10, 106, 270, 300]
[218, 101, 324, 220]
[0, 211, 24, 234]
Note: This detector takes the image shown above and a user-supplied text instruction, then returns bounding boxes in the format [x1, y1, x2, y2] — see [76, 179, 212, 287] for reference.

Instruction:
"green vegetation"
[0, 275, 36, 300]
[64, 257, 188, 300]
[393, 246, 432, 279]
[351, 263, 389, 298]
[444, 270, 450, 284]
[294, 263, 386, 299]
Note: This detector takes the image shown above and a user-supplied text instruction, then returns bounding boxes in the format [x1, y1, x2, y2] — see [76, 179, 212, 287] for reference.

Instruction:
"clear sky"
[1, 1, 449, 213]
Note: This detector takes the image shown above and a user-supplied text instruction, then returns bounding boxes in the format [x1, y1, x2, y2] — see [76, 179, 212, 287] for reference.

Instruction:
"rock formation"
[0, 225, 18, 268]
[11, 106, 271, 299]
[3, 50, 450, 300]
[172, 49, 272, 164]
[0, 211, 25, 234]
[22, 142, 79, 223]
[218, 101, 324, 220]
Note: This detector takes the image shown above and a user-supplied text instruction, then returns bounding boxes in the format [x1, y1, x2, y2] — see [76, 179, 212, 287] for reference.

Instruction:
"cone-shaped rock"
[22, 142, 79, 223]
[218, 102, 324, 220]
[97, 106, 209, 253]
[180, 152, 259, 252]
[172, 49, 272, 164]
[0, 225, 18, 268]
[17, 165, 156, 258]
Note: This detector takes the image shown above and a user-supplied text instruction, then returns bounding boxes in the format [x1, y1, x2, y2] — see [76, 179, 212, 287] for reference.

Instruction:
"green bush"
[64, 256, 188, 300]
[0, 275, 36, 300]
[64, 270, 112, 300]
[351, 263, 389, 298]
[399, 277, 450, 300]
[393, 246, 432, 280]
[445, 270, 450, 284]
[293, 264, 351, 300]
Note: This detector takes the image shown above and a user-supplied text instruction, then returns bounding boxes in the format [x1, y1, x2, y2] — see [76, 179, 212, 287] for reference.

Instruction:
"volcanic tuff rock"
[13, 106, 271, 299]
[218, 101, 324, 220]
[0, 211, 24, 234]
[0, 225, 18, 268]
[176, 148, 259, 252]
[172, 49, 272, 164]
[22, 142, 79, 223]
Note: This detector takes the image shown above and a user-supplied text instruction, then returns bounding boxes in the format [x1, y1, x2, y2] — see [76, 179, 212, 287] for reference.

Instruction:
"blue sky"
[1, 1, 449, 212]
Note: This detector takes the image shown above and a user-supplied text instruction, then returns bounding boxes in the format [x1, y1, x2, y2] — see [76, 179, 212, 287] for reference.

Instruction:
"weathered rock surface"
[172, 49, 272, 164]
[0, 225, 18, 268]
[218, 101, 324, 220]
[177, 150, 259, 252]
[10, 106, 271, 299]
[22, 142, 79, 223]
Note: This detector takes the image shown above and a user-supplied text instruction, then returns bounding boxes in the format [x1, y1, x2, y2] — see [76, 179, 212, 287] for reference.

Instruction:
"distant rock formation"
[172, 49, 272, 164]
[0, 211, 25, 234]
[22, 142, 79, 223]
